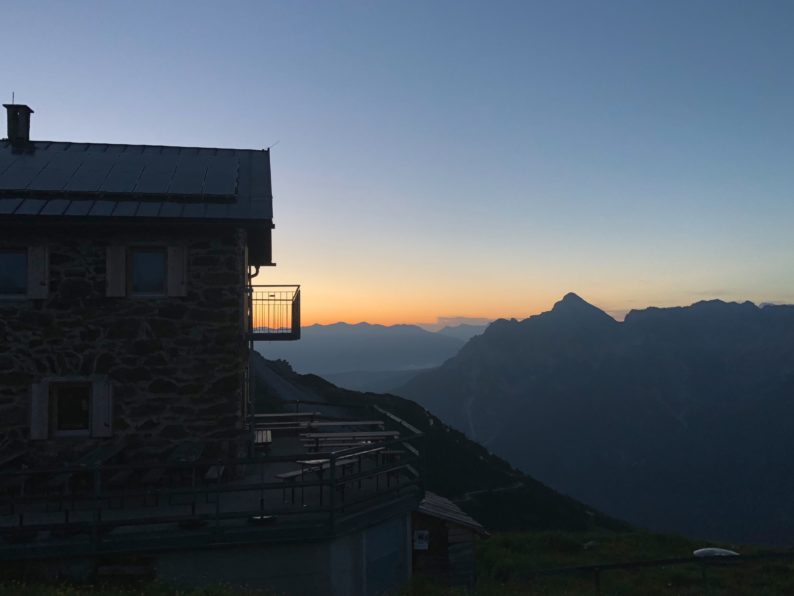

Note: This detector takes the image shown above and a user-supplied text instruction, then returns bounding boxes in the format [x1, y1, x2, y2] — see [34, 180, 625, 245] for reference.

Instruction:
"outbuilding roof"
[0, 140, 272, 222]
[418, 492, 489, 536]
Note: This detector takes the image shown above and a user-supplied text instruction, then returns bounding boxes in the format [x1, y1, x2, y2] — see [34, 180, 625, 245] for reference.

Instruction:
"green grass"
[6, 532, 794, 595]
[404, 531, 794, 596]
[0, 582, 263, 595]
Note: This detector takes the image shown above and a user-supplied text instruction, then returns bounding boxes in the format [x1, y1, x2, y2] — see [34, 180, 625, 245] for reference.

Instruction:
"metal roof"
[418, 492, 489, 536]
[0, 140, 272, 222]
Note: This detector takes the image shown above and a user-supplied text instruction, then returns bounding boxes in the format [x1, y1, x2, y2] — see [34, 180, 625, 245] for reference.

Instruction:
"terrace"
[0, 403, 423, 561]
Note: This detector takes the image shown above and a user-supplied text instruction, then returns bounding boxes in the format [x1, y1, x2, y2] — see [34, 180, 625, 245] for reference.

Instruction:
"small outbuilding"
[412, 492, 489, 590]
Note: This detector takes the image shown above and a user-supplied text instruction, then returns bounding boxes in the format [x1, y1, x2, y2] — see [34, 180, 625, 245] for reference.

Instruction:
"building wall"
[411, 512, 479, 590]
[0, 223, 249, 463]
[156, 512, 410, 596]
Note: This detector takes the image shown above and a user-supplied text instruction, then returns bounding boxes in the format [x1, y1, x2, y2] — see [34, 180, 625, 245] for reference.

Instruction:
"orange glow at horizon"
[255, 235, 794, 328]
[254, 270, 779, 328]
[254, 277, 600, 327]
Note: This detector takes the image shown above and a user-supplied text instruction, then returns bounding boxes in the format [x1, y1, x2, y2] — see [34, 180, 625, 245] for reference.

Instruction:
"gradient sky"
[4, 1, 794, 324]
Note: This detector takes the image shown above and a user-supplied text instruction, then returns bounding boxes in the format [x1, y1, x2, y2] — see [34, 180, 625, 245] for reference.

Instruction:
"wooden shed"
[412, 492, 489, 590]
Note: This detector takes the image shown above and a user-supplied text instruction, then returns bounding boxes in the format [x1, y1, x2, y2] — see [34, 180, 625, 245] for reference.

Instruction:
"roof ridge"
[4, 139, 269, 154]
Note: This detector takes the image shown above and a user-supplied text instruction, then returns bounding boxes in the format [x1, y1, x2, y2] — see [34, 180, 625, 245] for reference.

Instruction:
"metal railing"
[0, 433, 422, 560]
[248, 284, 300, 341]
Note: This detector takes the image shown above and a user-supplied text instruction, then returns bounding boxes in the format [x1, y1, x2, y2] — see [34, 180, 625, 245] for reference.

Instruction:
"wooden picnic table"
[301, 431, 399, 452]
[305, 420, 385, 429]
[141, 442, 205, 489]
[254, 412, 321, 420]
[279, 446, 384, 505]
[258, 420, 385, 434]
[297, 446, 383, 472]
[75, 443, 123, 468]
[302, 431, 399, 440]
[44, 443, 124, 494]
[0, 451, 25, 469]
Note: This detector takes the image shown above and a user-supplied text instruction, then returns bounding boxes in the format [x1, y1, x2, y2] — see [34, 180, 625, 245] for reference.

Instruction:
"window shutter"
[91, 378, 113, 438]
[167, 245, 188, 297]
[106, 245, 126, 297]
[27, 245, 49, 299]
[30, 382, 49, 440]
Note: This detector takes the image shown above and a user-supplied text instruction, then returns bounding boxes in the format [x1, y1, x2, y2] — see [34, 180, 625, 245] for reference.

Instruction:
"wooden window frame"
[31, 376, 112, 440]
[50, 382, 92, 438]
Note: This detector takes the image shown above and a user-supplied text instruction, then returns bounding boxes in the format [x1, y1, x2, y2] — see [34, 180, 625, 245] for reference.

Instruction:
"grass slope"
[405, 531, 794, 595]
[254, 356, 625, 533]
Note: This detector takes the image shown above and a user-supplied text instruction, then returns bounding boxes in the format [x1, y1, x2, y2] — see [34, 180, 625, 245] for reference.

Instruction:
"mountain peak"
[543, 292, 616, 327]
[552, 292, 600, 313]
[559, 292, 588, 305]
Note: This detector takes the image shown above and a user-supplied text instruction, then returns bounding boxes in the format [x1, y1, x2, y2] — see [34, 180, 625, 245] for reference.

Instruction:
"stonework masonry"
[0, 223, 249, 464]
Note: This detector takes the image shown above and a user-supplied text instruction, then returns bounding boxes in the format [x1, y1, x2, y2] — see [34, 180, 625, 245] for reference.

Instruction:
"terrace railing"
[0, 433, 422, 560]
[248, 284, 300, 341]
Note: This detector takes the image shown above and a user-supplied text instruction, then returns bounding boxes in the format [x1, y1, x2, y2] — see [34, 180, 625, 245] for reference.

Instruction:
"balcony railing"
[0, 438, 422, 560]
[248, 285, 301, 341]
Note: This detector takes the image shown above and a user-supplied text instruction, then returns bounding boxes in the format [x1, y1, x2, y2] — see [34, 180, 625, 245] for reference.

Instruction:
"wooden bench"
[254, 412, 321, 422]
[140, 442, 205, 506]
[44, 472, 73, 495]
[302, 441, 374, 451]
[106, 468, 135, 489]
[141, 467, 165, 487]
[276, 457, 358, 505]
[302, 431, 399, 440]
[301, 431, 399, 452]
[204, 465, 225, 482]
[43, 443, 125, 498]
[305, 420, 386, 430]
[0, 451, 24, 469]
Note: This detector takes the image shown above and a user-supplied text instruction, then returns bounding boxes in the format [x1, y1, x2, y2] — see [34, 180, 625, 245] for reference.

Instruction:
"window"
[31, 378, 112, 440]
[107, 244, 186, 298]
[51, 383, 91, 437]
[128, 247, 167, 295]
[0, 249, 27, 295]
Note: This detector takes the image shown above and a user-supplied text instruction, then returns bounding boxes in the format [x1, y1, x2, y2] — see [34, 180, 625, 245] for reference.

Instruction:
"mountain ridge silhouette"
[397, 293, 794, 544]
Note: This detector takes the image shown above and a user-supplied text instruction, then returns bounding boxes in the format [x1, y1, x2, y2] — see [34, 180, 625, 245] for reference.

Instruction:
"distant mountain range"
[252, 352, 625, 534]
[435, 323, 489, 341]
[397, 293, 794, 545]
[256, 321, 486, 392]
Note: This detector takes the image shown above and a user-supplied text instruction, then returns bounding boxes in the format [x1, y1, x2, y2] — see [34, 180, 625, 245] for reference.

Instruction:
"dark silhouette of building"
[0, 105, 428, 596]
[0, 104, 299, 462]
[413, 491, 489, 590]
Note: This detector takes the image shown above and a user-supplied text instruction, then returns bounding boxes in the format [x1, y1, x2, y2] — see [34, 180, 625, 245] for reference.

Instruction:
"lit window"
[0, 249, 26, 295]
[51, 383, 91, 436]
[129, 247, 167, 295]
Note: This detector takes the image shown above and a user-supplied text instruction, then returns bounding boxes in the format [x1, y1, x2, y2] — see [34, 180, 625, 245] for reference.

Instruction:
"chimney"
[3, 104, 34, 146]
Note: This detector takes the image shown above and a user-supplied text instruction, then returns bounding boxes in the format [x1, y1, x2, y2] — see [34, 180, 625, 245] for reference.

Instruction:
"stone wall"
[0, 223, 249, 464]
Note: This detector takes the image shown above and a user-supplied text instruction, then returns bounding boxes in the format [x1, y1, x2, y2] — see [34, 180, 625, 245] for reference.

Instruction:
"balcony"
[248, 284, 301, 341]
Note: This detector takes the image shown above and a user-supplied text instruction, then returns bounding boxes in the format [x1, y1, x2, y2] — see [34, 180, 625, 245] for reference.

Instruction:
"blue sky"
[4, 1, 794, 323]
